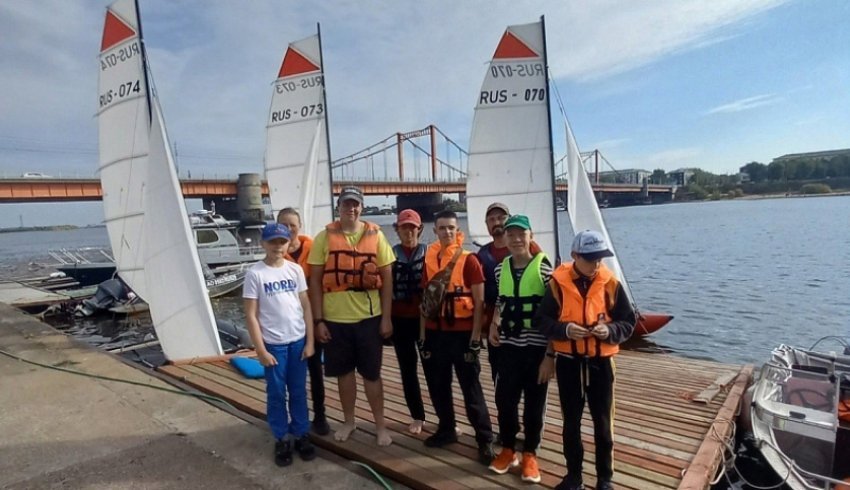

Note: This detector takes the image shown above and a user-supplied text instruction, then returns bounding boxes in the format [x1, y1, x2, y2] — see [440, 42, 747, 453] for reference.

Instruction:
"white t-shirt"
[243, 260, 308, 345]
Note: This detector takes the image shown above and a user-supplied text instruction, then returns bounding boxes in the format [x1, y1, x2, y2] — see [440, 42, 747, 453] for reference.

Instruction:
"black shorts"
[323, 316, 383, 381]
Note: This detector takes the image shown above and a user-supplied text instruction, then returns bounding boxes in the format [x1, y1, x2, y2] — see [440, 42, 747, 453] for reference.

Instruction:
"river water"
[3, 195, 848, 489]
[4, 195, 848, 365]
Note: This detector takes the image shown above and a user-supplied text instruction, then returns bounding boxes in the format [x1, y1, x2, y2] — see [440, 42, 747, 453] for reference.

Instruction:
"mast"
[133, 0, 152, 125]
[317, 23, 335, 211]
[540, 15, 561, 263]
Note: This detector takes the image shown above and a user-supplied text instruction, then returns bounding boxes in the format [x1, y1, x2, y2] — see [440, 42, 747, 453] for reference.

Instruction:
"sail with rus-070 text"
[465, 20, 560, 259]
[97, 0, 149, 300]
[264, 30, 334, 237]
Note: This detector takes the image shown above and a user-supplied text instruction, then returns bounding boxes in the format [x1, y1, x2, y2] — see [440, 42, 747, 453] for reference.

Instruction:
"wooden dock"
[0, 280, 70, 308]
[158, 348, 752, 490]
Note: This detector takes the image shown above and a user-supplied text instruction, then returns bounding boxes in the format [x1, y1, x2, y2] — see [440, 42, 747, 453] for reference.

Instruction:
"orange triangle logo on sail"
[101, 10, 136, 52]
[278, 48, 320, 78]
[493, 31, 538, 59]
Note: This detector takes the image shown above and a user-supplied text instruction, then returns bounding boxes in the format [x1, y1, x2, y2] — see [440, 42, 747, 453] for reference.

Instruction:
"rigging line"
[331, 133, 397, 162]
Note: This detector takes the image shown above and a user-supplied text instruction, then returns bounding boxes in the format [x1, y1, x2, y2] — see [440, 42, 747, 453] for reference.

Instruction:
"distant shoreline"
[0, 224, 105, 234]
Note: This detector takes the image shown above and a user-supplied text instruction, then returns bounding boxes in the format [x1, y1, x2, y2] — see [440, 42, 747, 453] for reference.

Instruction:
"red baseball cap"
[396, 209, 422, 227]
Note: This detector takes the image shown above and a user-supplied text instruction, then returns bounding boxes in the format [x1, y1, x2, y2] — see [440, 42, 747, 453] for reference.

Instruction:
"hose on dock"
[350, 461, 393, 490]
[0, 347, 234, 409]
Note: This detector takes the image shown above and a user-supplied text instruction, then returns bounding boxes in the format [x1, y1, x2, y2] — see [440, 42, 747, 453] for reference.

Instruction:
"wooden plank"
[0, 281, 69, 307]
[677, 365, 753, 490]
[157, 350, 749, 490]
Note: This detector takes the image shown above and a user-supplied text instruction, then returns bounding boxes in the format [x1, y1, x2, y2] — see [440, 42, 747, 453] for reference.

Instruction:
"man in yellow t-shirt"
[308, 186, 395, 447]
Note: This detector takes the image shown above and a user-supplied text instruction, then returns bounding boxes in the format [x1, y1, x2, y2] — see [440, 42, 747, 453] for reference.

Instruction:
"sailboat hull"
[634, 312, 673, 336]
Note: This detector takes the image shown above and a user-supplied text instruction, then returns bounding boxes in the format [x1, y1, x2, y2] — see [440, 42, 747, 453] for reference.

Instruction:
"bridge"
[0, 125, 674, 207]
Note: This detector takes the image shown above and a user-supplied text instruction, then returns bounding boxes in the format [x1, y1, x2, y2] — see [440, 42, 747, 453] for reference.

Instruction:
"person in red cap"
[390, 209, 428, 434]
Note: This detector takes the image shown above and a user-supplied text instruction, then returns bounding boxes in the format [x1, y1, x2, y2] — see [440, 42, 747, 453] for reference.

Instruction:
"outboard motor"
[75, 278, 126, 317]
[216, 318, 254, 351]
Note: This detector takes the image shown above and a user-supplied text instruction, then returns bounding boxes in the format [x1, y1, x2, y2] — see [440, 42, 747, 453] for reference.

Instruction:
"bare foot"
[334, 422, 356, 442]
[408, 420, 424, 435]
[376, 428, 393, 447]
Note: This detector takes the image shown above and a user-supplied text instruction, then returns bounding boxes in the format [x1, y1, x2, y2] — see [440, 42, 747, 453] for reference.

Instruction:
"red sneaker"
[521, 452, 541, 483]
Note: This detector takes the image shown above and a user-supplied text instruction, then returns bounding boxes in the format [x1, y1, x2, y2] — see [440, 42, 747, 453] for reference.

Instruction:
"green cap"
[504, 214, 531, 230]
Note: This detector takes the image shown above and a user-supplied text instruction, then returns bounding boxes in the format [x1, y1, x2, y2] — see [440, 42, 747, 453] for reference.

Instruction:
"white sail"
[565, 123, 635, 305]
[466, 21, 559, 258]
[144, 99, 223, 359]
[264, 33, 333, 237]
[97, 0, 148, 299]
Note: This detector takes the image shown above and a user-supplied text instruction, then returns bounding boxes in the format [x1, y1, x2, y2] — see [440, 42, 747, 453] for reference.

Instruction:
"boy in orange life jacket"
[419, 210, 496, 465]
[307, 186, 396, 447]
[536, 230, 635, 490]
[277, 207, 328, 436]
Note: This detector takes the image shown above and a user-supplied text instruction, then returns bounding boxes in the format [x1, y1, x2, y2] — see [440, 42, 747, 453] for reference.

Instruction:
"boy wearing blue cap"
[244, 223, 316, 467]
[536, 230, 636, 490]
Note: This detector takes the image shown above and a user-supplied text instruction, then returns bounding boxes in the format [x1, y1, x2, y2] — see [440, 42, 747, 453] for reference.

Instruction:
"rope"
[0, 348, 234, 408]
[350, 461, 393, 489]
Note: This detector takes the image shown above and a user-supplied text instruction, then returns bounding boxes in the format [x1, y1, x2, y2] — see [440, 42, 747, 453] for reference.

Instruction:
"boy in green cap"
[487, 214, 554, 484]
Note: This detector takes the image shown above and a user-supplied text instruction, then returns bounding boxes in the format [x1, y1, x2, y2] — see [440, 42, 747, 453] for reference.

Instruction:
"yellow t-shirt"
[307, 222, 395, 323]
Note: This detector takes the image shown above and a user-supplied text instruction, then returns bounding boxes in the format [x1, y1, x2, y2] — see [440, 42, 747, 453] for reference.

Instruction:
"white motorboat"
[750, 338, 850, 489]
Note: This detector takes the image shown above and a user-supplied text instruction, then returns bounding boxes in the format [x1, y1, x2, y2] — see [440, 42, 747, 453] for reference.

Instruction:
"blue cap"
[261, 223, 291, 241]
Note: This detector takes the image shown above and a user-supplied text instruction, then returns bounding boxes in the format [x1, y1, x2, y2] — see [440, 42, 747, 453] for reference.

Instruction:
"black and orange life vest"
[550, 263, 620, 357]
[322, 221, 382, 292]
[424, 237, 474, 328]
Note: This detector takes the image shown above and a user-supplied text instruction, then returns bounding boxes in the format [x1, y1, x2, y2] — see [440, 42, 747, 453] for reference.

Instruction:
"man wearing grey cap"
[535, 230, 635, 490]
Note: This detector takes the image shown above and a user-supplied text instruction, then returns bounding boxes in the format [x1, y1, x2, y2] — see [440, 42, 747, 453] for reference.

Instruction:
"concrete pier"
[0, 303, 387, 489]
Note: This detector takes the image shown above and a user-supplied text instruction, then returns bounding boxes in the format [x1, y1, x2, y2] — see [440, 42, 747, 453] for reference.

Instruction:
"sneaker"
[294, 434, 316, 461]
[477, 441, 497, 466]
[488, 448, 519, 474]
[424, 429, 458, 448]
[312, 416, 330, 436]
[274, 439, 292, 467]
[596, 480, 614, 490]
[554, 476, 584, 490]
[520, 452, 541, 483]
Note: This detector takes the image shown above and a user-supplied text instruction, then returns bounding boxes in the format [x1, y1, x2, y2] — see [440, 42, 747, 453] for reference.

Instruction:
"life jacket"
[476, 243, 503, 306]
[424, 234, 474, 329]
[498, 252, 547, 337]
[392, 243, 426, 302]
[284, 235, 313, 279]
[550, 263, 620, 357]
[321, 221, 382, 292]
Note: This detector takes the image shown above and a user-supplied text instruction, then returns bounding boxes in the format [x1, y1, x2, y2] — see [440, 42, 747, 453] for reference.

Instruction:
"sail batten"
[466, 20, 558, 258]
[264, 32, 334, 237]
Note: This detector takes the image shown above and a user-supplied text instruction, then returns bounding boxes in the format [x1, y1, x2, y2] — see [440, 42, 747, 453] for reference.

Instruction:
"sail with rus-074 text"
[465, 19, 559, 259]
[264, 31, 334, 237]
[97, 0, 149, 300]
[99, 0, 222, 360]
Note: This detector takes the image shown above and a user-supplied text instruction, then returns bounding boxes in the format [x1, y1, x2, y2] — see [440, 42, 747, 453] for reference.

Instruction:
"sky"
[1, 0, 848, 226]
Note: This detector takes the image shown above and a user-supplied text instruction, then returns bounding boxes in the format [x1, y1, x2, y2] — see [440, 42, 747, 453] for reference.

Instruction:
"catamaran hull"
[634, 312, 673, 336]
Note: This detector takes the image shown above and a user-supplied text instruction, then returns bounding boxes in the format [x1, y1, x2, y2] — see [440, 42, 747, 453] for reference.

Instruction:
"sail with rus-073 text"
[465, 19, 559, 259]
[97, 0, 149, 300]
[264, 31, 333, 237]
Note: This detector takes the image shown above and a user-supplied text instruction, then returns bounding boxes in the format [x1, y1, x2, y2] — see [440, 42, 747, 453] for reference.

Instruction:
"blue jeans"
[264, 338, 308, 440]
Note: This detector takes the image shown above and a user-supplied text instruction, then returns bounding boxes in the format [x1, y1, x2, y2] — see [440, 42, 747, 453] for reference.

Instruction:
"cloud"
[0, 0, 788, 177]
[705, 93, 784, 115]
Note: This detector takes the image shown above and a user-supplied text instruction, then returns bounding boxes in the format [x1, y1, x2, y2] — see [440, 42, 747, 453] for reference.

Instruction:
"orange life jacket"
[424, 235, 474, 329]
[284, 235, 313, 279]
[550, 263, 620, 357]
[322, 221, 382, 292]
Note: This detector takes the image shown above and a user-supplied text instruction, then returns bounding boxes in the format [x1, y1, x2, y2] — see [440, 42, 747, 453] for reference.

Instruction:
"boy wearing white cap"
[536, 230, 636, 490]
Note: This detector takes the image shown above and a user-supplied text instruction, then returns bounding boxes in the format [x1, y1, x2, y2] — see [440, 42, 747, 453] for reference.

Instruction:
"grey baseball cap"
[337, 186, 364, 205]
[571, 230, 614, 261]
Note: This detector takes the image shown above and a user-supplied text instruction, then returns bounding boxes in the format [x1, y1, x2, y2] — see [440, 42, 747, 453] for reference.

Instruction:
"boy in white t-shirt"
[244, 223, 316, 467]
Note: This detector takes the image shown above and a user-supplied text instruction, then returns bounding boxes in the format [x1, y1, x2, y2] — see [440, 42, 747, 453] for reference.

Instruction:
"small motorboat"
[750, 337, 850, 489]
